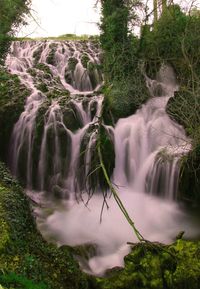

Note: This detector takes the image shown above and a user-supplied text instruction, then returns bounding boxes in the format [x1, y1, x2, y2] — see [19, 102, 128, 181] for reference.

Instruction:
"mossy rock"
[64, 69, 73, 85]
[144, 59, 162, 80]
[102, 69, 149, 124]
[68, 57, 78, 72]
[30, 64, 70, 100]
[77, 124, 115, 194]
[166, 87, 200, 204]
[37, 83, 48, 93]
[27, 68, 37, 77]
[61, 100, 83, 131]
[87, 61, 103, 90]
[166, 88, 200, 131]
[35, 63, 53, 76]
[0, 161, 94, 289]
[97, 241, 200, 289]
[46, 87, 70, 100]
[178, 146, 200, 204]
[46, 44, 57, 65]
[71, 244, 98, 261]
[65, 58, 78, 87]
[29, 99, 72, 191]
[33, 45, 43, 64]
[0, 68, 30, 161]
[81, 54, 90, 69]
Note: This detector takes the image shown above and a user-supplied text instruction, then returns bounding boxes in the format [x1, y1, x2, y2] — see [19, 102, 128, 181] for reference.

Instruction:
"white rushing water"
[7, 40, 103, 191]
[6, 41, 199, 276]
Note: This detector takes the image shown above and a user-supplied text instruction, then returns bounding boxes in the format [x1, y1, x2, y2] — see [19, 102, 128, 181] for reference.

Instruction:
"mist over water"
[6, 41, 200, 276]
[28, 187, 198, 276]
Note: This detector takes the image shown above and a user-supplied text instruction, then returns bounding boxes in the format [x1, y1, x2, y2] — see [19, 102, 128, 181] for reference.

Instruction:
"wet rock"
[52, 185, 70, 199]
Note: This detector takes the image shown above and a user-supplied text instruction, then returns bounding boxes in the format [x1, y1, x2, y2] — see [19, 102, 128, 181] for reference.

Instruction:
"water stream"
[6, 41, 199, 276]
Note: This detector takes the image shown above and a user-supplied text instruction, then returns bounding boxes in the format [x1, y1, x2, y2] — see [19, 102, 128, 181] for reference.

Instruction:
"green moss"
[68, 57, 78, 72]
[0, 162, 93, 289]
[81, 54, 90, 68]
[167, 88, 200, 131]
[0, 272, 46, 289]
[36, 83, 48, 93]
[170, 240, 200, 288]
[97, 241, 200, 289]
[77, 124, 115, 193]
[27, 68, 37, 77]
[14, 35, 99, 42]
[167, 86, 200, 204]
[103, 70, 149, 124]
[61, 99, 83, 131]
[46, 44, 57, 65]
[30, 101, 48, 189]
[178, 147, 200, 204]
[33, 46, 43, 64]
[30, 64, 70, 100]
[0, 186, 9, 251]
[35, 63, 53, 76]
[0, 68, 30, 161]
[46, 87, 70, 100]
[88, 61, 103, 90]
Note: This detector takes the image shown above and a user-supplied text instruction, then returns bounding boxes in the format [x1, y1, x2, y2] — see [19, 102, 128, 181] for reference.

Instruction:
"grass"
[13, 34, 99, 42]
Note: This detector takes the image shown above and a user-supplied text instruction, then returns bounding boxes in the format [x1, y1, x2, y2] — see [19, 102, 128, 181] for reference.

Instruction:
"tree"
[153, 0, 158, 22]
[0, 0, 31, 60]
[152, 0, 167, 25]
[99, 0, 143, 80]
[99, 0, 149, 121]
[99, 0, 130, 81]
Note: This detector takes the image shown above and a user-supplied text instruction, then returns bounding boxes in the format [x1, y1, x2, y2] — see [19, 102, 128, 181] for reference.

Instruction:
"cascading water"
[7, 40, 103, 193]
[6, 41, 199, 276]
[113, 67, 190, 200]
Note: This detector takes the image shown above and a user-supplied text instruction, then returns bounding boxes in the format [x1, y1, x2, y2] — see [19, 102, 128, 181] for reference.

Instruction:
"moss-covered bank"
[97, 241, 200, 289]
[0, 68, 29, 161]
[0, 162, 94, 289]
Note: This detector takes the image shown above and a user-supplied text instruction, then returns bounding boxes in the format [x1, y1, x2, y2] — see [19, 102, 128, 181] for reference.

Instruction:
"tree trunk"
[153, 0, 158, 23]
[162, 0, 167, 13]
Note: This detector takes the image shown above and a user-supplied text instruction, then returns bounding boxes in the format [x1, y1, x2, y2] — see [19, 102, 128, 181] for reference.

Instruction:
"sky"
[17, 0, 198, 38]
[18, 0, 101, 38]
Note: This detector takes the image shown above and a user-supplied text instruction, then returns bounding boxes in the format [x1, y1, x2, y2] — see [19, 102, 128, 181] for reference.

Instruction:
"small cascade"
[6, 42, 198, 276]
[7, 40, 102, 93]
[114, 96, 190, 199]
[113, 66, 190, 200]
[9, 91, 44, 187]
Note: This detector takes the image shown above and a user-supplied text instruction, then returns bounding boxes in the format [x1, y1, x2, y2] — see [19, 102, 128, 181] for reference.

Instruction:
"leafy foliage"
[0, 0, 31, 60]
[100, 0, 130, 80]
[140, 4, 200, 86]
[140, 4, 200, 203]
[167, 87, 200, 203]
[100, 0, 149, 120]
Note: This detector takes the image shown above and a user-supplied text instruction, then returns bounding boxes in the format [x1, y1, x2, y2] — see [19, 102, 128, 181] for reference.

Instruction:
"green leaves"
[100, 0, 148, 120]
[0, 0, 31, 60]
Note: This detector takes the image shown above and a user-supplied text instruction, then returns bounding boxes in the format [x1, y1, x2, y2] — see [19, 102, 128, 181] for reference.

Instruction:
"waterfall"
[114, 92, 190, 200]
[6, 41, 198, 276]
[6, 40, 103, 193]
